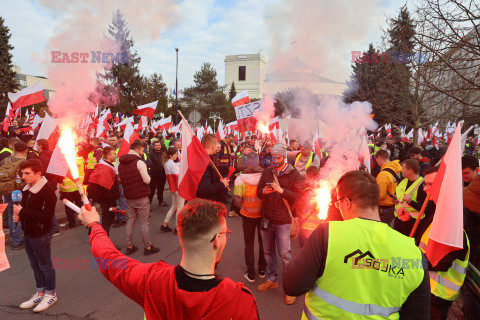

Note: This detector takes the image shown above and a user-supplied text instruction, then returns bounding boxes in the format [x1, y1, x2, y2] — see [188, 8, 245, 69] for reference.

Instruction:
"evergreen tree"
[0, 16, 18, 115]
[181, 63, 235, 125]
[228, 81, 236, 102]
[95, 9, 143, 114]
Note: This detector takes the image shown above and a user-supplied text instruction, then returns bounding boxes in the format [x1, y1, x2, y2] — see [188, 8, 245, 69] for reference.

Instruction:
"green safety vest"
[394, 177, 424, 218]
[419, 225, 470, 301]
[295, 152, 315, 170]
[86, 148, 101, 170]
[0, 147, 13, 155]
[303, 218, 424, 320]
[165, 139, 171, 149]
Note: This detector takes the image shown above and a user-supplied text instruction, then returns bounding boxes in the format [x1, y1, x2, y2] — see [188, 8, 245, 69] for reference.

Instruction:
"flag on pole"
[8, 81, 46, 111]
[216, 121, 226, 142]
[178, 119, 210, 201]
[231, 90, 250, 107]
[118, 121, 140, 157]
[35, 113, 59, 151]
[426, 122, 464, 267]
[133, 101, 158, 119]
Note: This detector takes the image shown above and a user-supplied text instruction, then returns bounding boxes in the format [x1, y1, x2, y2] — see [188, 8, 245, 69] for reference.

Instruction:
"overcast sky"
[2, 0, 411, 93]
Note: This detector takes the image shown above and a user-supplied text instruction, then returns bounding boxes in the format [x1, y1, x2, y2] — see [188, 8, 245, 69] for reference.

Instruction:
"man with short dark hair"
[393, 159, 429, 236]
[375, 149, 402, 224]
[283, 170, 430, 320]
[462, 155, 479, 187]
[218, 134, 235, 178]
[118, 140, 159, 256]
[77, 198, 259, 319]
[196, 134, 229, 202]
[408, 146, 430, 176]
[14, 159, 58, 312]
[148, 140, 168, 207]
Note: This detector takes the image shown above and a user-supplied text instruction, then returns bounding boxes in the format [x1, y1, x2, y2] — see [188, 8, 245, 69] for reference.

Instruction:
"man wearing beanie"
[256, 143, 303, 305]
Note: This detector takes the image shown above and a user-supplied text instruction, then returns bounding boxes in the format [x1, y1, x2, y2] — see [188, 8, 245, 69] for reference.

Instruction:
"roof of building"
[265, 57, 345, 84]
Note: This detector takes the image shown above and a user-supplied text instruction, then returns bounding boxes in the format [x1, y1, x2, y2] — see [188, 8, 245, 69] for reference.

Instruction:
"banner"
[234, 100, 263, 132]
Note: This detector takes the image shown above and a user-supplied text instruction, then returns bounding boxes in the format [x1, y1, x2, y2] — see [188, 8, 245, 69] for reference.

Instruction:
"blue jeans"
[4, 195, 22, 246]
[116, 184, 126, 222]
[260, 223, 292, 283]
[24, 232, 56, 293]
[51, 213, 59, 233]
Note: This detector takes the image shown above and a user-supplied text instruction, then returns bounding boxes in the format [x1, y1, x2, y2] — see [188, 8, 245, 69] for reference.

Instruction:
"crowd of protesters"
[2, 118, 480, 319]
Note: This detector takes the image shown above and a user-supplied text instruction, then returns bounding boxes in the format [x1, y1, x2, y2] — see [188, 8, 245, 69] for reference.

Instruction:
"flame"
[58, 127, 79, 180]
[315, 181, 332, 220]
[258, 122, 270, 134]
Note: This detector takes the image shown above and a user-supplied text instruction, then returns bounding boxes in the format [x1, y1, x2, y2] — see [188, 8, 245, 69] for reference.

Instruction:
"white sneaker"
[19, 293, 43, 309]
[33, 293, 57, 312]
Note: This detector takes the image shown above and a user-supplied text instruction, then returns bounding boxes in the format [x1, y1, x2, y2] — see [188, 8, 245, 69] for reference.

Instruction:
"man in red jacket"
[78, 198, 259, 320]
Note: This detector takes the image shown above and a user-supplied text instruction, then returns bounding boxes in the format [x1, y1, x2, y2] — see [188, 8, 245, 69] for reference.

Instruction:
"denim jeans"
[242, 215, 267, 278]
[116, 184, 126, 222]
[4, 195, 22, 246]
[51, 213, 59, 233]
[260, 223, 292, 283]
[24, 232, 56, 293]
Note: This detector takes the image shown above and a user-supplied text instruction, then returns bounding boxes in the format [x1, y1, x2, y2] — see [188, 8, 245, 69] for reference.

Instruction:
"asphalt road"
[0, 195, 305, 320]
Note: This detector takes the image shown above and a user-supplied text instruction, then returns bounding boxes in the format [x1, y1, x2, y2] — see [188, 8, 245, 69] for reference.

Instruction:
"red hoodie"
[89, 224, 259, 320]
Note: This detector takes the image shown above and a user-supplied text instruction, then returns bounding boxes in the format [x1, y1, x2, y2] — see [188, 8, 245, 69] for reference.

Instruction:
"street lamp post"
[175, 48, 179, 124]
[209, 112, 221, 132]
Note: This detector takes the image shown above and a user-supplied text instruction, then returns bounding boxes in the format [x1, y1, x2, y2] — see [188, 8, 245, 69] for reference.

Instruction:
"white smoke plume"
[34, 1, 179, 123]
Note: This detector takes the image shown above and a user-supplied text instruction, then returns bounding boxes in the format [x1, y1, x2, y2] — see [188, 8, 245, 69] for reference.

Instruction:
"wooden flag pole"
[409, 192, 431, 238]
[178, 111, 230, 191]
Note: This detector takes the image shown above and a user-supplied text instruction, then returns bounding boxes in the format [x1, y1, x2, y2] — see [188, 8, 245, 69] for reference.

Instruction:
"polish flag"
[225, 120, 238, 133]
[178, 119, 210, 201]
[114, 112, 120, 125]
[35, 113, 60, 151]
[196, 126, 205, 141]
[269, 127, 277, 144]
[133, 101, 157, 119]
[118, 121, 140, 157]
[31, 115, 43, 131]
[231, 90, 250, 107]
[426, 122, 464, 267]
[118, 116, 134, 130]
[2, 102, 13, 132]
[165, 160, 179, 193]
[268, 117, 279, 131]
[8, 81, 46, 111]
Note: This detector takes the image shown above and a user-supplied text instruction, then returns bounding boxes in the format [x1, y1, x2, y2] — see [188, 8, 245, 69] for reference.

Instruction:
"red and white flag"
[426, 122, 464, 267]
[133, 101, 157, 119]
[118, 121, 140, 157]
[8, 81, 46, 111]
[178, 119, 210, 201]
[35, 113, 59, 151]
[117, 116, 134, 130]
[32, 115, 43, 131]
[231, 90, 250, 107]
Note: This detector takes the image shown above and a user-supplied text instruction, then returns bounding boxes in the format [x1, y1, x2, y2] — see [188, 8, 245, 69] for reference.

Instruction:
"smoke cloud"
[35, 0, 179, 124]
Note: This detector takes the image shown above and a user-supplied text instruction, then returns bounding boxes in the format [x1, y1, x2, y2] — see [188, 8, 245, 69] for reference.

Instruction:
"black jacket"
[257, 164, 303, 225]
[148, 148, 165, 175]
[19, 177, 57, 238]
[196, 162, 226, 202]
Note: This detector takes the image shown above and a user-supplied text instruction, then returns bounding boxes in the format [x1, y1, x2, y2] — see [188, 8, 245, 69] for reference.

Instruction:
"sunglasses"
[209, 230, 232, 242]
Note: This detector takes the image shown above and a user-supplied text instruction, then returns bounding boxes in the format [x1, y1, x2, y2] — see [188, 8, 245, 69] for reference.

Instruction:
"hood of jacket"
[381, 160, 402, 174]
[236, 173, 262, 186]
[119, 150, 140, 165]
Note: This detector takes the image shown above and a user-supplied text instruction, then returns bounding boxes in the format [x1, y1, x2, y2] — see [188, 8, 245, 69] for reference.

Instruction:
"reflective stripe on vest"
[419, 224, 470, 301]
[59, 157, 85, 192]
[86, 150, 97, 170]
[308, 284, 400, 317]
[240, 183, 262, 218]
[395, 177, 424, 218]
[0, 147, 13, 155]
[295, 152, 314, 169]
[304, 218, 424, 319]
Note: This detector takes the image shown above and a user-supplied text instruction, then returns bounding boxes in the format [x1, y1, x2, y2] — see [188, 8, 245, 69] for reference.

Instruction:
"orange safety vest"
[240, 182, 262, 219]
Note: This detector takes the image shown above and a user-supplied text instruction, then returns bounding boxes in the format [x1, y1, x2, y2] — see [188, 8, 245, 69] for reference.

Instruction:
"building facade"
[224, 54, 266, 100]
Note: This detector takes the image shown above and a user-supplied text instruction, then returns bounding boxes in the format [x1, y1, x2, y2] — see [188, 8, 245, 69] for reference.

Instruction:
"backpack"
[0, 156, 26, 196]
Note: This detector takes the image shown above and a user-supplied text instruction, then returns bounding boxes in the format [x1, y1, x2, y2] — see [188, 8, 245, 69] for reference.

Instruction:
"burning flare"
[315, 181, 332, 220]
[257, 122, 270, 134]
[58, 127, 79, 180]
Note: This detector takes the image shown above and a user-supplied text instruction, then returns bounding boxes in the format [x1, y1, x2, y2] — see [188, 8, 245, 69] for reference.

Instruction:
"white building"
[224, 54, 347, 99]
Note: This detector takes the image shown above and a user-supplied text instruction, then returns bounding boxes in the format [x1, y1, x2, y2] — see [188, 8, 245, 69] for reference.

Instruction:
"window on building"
[239, 66, 246, 81]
